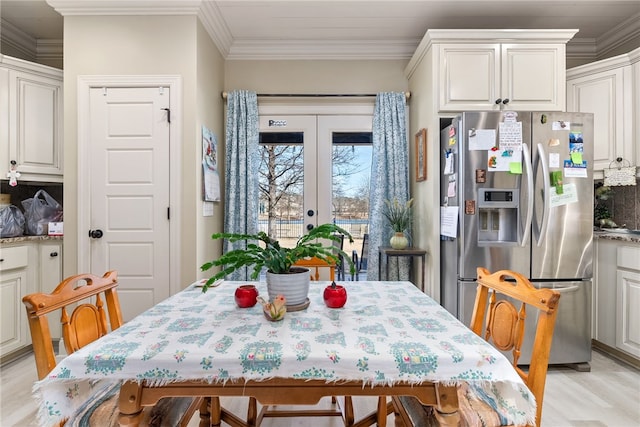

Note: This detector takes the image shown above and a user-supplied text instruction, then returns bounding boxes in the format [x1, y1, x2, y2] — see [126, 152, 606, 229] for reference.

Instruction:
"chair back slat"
[22, 271, 122, 379]
[472, 267, 561, 427]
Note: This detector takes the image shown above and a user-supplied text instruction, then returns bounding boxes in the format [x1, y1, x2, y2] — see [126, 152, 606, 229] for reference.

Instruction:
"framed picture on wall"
[415, 128, 427, 181]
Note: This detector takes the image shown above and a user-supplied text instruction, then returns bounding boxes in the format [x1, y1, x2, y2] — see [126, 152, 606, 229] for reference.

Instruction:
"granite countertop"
[0, 235, 63, 244]
[594, 231, 640, 244]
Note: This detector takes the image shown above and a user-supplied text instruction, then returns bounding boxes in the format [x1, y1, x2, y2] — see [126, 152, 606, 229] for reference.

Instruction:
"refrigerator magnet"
[549, 152, 560, 168]
[465, 200, 476, 215]
[552, 121, 570, 130]
[548, 138, 560, 146]
[475, 169, 486, 183]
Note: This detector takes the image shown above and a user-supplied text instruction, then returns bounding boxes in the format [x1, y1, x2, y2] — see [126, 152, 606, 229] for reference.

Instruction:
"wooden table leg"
[117, 381, 145, 427]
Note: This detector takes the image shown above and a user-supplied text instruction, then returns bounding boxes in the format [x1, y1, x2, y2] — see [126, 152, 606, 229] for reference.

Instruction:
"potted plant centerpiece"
[383, 198, 413, 249]
[200, 223, 355, 307]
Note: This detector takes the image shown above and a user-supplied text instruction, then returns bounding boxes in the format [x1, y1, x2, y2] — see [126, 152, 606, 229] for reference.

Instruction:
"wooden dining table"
[34, 280, 537, 427]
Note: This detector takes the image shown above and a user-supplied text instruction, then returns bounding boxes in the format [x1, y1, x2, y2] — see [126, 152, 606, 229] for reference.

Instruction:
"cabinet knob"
[0, 258, 4, 262]
[502, 98, 510, 105]
[50, 252, 58, 257]
[495, 98, 502, 104]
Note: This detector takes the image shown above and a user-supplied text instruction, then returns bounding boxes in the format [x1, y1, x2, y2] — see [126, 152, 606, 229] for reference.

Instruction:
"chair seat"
[393, 383, 504, 427]
[65, 381, 200, 427]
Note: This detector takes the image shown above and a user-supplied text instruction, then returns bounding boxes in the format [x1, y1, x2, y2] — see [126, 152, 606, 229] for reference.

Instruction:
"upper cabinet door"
[566, 50, 636, 178]
[8, 70, 63, 180]
[437, 42, 566, 112]
[438, 44, 500, 111]
[501, 44, 565, 111]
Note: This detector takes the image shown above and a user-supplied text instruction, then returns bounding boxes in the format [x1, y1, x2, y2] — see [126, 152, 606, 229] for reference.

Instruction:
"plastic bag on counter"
[21, 190, 63, 235]
[0, 205, 25, 238]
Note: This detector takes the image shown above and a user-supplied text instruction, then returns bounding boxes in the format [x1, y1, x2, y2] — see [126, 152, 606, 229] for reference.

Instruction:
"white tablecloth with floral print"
[34, 280, 536, 426]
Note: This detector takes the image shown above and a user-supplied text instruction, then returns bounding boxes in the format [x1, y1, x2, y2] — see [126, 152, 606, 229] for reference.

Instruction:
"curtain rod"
[221, 91, 410, 100]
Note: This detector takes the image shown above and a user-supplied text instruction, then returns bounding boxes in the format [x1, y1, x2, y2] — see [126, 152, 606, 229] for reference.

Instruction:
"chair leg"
[247, 397, 257, 426]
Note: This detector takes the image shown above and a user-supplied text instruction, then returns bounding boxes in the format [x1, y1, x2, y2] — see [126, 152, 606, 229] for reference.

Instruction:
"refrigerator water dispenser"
[477, 189, 519, 245]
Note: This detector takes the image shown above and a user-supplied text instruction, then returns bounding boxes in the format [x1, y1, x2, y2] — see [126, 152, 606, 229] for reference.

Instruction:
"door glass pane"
[258, 132, 304, 248]
[332, 132, 372, 264]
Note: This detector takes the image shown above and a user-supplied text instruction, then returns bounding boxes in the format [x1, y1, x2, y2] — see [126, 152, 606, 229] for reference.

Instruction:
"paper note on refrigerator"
[468, 129, 496, 150]
[549, 183, 578, 207]
[440, 206, 459, 238]
[488, 149, 522, 172]
[498, 121, 523, 150]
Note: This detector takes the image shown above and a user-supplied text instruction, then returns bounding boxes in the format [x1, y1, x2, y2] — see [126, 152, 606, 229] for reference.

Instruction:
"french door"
[258, 114, 372, 245]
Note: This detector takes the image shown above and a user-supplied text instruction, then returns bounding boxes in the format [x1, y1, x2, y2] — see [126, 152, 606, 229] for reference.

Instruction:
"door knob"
[89, 229, 104, 239]
[306, 224, 314, 231]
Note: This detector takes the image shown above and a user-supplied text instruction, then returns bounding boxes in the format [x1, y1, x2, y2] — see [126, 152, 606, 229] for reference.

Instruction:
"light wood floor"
[1, 349, 638, 426]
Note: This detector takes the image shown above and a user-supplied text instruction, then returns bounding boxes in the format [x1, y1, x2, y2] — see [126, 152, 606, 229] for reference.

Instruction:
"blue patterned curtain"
[367, 92, 410, 280]
[224, 90, 259, 280]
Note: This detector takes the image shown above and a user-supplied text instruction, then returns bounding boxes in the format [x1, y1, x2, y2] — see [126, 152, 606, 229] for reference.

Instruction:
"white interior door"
[88, 87, 170, 321]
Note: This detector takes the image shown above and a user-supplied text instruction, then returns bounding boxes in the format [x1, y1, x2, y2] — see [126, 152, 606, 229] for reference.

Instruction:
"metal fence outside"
[258, 219, 369, 239]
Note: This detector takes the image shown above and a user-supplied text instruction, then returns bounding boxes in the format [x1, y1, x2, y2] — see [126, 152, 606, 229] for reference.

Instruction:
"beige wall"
[225, 60, 408, 94]
[62, 15, 225, 289]
[195, 21, 226, 283]
[406, 50, 443, 300]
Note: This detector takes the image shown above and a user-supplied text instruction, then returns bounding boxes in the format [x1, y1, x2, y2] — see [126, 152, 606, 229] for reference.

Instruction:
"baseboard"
[592, 339, 640, 371]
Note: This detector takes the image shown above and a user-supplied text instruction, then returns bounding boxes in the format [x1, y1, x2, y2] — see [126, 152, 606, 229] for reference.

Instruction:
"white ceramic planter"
[266, 267, 310, 306]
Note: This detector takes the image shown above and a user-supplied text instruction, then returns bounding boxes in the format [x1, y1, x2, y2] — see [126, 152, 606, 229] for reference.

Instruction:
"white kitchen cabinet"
[593, 238, 617, 346]
[38, 242, 63, 340]
[566, 48, 639, 178]
[593, 237, 640, 364]
[410, 30, 576, 113]
[437, 42, 568, 112]
[0, 240, 63, 363]
[0, 244, 36, 359]
[0, 55, 63, 182]
[616, 246, 640, 358]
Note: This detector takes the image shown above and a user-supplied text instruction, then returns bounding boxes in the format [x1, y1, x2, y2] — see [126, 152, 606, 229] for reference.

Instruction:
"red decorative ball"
[323, 283, 347, 308]
[235, 285, 258, 308]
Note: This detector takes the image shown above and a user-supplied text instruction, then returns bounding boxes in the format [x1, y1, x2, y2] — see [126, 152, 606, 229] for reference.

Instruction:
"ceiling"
[1, 0, 639, 60]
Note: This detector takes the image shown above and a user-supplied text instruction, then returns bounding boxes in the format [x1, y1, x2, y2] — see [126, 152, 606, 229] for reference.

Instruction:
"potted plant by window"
[383, 198, 413, 249]
[201, 223, 355, 306]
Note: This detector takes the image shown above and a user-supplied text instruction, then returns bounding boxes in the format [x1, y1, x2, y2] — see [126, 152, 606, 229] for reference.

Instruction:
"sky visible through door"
[258, 131, 372, 258]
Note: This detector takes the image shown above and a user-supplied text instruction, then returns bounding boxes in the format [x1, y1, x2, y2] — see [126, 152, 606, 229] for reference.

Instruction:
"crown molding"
[0, 18, 63, 63]
[198, 1, 232, 58]
[566, 37, 598, 62]
[1, 18, 37, 60]
[567, 47, 635, 77]
[46, 0, 201, 16]
[596, 12, 640, 58]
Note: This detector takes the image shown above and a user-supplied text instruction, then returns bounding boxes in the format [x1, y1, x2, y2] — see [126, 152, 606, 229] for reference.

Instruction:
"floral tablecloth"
[34, 280, 536, 426]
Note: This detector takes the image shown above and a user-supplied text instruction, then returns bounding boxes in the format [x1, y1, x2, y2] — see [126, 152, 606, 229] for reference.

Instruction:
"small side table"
[378, 247, 427, 292]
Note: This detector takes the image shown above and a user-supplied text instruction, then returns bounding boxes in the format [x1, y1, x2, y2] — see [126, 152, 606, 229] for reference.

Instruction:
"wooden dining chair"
[294, 256, 337, 281]
[22, 271, 201, 427]
[391, 267, 561, 427]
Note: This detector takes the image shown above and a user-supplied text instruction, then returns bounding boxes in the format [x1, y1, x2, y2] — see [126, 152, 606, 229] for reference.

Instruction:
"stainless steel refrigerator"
[440, 111, 593, 368]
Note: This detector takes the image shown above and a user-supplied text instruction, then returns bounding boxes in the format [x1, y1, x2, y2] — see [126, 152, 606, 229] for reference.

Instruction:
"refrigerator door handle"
[536, 143, 551, 247]
[521, 142, 534, 247]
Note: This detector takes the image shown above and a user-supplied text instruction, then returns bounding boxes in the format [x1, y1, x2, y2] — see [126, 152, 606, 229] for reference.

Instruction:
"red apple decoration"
[324, 281, 347, 308]
[235, 284, 259, 308]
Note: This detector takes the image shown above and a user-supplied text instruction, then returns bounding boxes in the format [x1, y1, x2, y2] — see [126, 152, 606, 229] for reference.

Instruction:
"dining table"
[33, 280, 537, 427]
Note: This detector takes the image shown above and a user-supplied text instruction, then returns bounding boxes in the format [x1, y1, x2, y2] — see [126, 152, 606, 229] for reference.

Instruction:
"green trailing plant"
[200, 223, 355, 292]
[383, 198, 414, 233]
